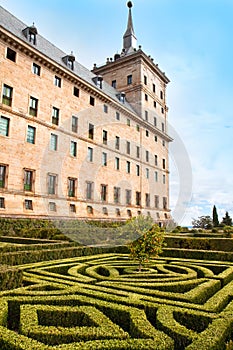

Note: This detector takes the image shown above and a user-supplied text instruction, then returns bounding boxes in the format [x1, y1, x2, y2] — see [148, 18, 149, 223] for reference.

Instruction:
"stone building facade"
[0, 3, 172, 224]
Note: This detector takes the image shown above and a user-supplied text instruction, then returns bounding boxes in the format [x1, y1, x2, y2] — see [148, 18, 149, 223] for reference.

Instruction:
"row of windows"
[0, 196, 168, 220]
[0, 165, 167, 208]
[0, 116, 166, 168]
[2, 81, 166, 138]
[112, 74, 164, 100]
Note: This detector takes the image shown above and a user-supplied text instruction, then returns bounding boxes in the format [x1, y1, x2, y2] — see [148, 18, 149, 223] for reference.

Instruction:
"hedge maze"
[0, 253, 233, 349]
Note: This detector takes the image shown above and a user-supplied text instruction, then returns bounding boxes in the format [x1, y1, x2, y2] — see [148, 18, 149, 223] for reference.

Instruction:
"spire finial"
[123, 1, 137, 53]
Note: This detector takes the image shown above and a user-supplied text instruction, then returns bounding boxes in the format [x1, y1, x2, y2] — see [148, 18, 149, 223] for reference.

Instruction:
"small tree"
[129, 224, 165, 272]
[192, 215, 213, 229]
[212, 205, 219, 227]
[221, 211, 233, 226]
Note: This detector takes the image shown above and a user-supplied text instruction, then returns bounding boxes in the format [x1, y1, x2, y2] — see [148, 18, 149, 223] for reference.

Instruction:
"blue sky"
[1, 0, 233, 225]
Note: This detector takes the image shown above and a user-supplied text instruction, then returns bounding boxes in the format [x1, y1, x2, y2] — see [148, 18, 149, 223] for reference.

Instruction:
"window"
[70, 204, 76, 213]
[154, 171, 158, 182]
[68, 178, 77, 197]
[127, 118, 130, 126]
[90, 96, 95, 106]
[115, 157, 120, 170]
[116, 208, 121, 217]
[126, 141, 130, 155]
[146, 130, 149, 137]
[25, 199, 33, 210]
[136, 146, 140, 159]
[145, 193, 150, 207]
[0, 197, 5, 209]
[162, 122, 165, 132]
[24, 169, 34, 191]
[48, 174, 57, 195]
[52, 107, 59, 125]
[146, 168, 149, 179]
[160, 90, 163, 99]
[146, 150, 149, 162]
[27, 126, 36, 144]
[145, 110, 148, 121]
[73, 87, 79, 97]
[112, 80, 116, 88]
[0, 116, 9, 136]
[87, 205, 93, 214]
[72, 116, 78, 133]
[70, 141, 77, 157]
[116, 111, 120, 120]
[87, 147, 93, 162]
[126, 189, 132, 205]
[155, 195, 159, 209]
[86, 181, 94, 200]
[127, 74, 132, 85]
[154, 117, 157, 127]
[126, 161, 131, 174]
[54, 75, 61, 87]
[136, 191, 141, 206]
[163, 197, 167, 209]
[136, 124, 140, 132]
[32, 63, 41, 76]
[136, 164, 140, 176]
[154, 155, 158, 166]
[153, 84, 156, 93]
[88, 123, 94, 139]
[2, 84, 13, 106]
[102, 152, 107, 166]
[50, 134, 57, 151]
[102, 207, 108, 215]
[127, 209, 132, 217]
[103, 104, 108, 113]
[144, 75, 147, 85]
[163, 140, 166, 147]
[145, 94, 148, 101]
[154, 135, 158, 142]
[49, 202, 56, 212]
[115, 136, 120, 150]
[161, 107, 164, 114]
[101, 184, 108, 202]
[114, 187, 120, 204]
[162, 159, 166, 170]
[154, 101, 156, 108]
[6, 48, 16, 62]
[29, 96, 38, 116]
[0, 165, 7, 188]
[163, 174, 166, 184]
[103, 130, 108, 144]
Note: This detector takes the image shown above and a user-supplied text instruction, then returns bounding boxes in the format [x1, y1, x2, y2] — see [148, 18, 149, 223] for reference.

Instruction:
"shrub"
[0, 265, 23, 291]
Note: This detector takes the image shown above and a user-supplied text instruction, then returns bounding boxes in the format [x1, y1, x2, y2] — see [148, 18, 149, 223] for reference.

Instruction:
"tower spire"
[123, 1, 137, 54]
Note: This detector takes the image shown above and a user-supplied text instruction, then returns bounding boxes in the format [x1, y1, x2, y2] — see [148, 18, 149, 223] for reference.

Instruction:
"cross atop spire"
[123, 1, 137, 54]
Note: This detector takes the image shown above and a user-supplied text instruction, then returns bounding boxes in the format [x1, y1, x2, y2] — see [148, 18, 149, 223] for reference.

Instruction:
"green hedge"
[162, 248, 233, 261]
[0, 265, 23, 291]
[165, 236, 233, 252]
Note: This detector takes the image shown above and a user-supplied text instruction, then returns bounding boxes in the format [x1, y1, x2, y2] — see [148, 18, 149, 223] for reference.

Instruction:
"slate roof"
[0, 6, 136, 114]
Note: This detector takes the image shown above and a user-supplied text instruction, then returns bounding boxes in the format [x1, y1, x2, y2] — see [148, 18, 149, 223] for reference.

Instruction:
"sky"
[1, 0, 233, 226]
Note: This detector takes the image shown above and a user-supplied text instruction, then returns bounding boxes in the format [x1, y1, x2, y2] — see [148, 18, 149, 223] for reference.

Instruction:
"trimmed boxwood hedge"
[0, 265, 23, 291]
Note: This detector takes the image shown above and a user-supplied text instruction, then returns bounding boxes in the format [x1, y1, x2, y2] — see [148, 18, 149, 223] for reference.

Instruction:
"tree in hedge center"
[192, 215, 213, 229]
[212, 205, 219, 227]
[128, 224, 165, 272]
[221, 211, 233, 226]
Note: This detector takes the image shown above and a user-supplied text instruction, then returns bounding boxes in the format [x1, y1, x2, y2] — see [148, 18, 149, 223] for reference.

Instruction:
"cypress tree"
[212, 205, 219, 227]
[221, 211, 233, 226]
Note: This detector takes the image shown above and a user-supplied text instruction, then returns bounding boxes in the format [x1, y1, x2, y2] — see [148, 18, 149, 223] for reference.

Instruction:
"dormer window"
[92, 75, 103, 89]
[22, 24, 38, 45]
[117, 92, 125, 103]
[62, 52, 75, 70]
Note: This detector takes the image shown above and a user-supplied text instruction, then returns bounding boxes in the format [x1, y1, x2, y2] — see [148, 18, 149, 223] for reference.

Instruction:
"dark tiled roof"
[0, 6, 136, 114]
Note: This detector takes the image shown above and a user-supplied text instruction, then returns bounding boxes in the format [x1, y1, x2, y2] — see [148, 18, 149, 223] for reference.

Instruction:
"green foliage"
[221, 211, 233, 226]
[0, 265, 23, 291]
[192, 216, 213, 229]
[212, 205, 219, 227]
[128, 219, 165, 270]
